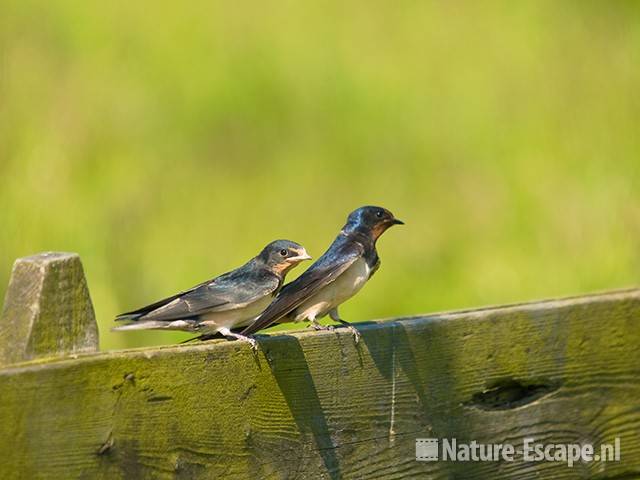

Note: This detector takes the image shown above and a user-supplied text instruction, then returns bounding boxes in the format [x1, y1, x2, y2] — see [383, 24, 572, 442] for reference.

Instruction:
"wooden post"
[0, 252, 98, 365]
[0, 288, 638, 478]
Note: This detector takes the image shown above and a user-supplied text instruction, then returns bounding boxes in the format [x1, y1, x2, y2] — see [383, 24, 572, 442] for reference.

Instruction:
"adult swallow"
[113, 240, 311, 349]
[241, 206, 403, 341]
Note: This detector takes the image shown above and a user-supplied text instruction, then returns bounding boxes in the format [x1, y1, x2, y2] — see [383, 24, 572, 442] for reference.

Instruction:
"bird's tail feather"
[180, 335, 217, 344]
[114, 313, 144, 322]
[112, 321, 174, 331]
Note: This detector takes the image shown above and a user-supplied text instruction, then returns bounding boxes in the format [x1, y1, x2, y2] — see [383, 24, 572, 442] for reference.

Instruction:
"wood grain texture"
[0, 252, 98, 366]
[0, 289, 639, 479]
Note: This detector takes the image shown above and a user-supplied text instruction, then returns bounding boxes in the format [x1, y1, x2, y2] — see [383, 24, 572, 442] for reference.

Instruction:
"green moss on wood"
[0, 290, 639, 479]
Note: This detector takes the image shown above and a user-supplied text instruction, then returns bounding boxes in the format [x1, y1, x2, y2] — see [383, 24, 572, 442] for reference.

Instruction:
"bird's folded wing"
[241, 241, 364, 335]
[115, 278, 212, 320]
[117, 274, 277, 323]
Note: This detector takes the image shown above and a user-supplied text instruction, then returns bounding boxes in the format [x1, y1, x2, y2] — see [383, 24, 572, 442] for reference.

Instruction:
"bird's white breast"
[293, 257, 371, 321]
[199, 294, 273, 333]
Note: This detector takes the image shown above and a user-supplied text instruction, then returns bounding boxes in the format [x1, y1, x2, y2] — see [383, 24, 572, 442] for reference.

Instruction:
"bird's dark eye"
[376, 210, 384, 218]
[280, 249, 288, 257]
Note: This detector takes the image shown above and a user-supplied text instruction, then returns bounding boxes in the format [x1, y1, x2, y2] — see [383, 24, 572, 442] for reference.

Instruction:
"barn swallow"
[241, 206, 403, 342]
[112, 240, 311, 349]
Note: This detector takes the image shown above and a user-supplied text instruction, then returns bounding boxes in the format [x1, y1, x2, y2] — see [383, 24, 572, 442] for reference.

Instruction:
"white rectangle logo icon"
[416, 438, 439, 461]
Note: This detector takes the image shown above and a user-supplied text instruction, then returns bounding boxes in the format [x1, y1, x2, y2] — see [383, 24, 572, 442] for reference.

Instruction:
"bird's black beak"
[392, 218, 404, 225]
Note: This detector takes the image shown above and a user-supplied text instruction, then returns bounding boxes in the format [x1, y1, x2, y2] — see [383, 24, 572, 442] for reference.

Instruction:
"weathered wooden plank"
[0, 252, 98, 366]
[0, 289, 639, 479]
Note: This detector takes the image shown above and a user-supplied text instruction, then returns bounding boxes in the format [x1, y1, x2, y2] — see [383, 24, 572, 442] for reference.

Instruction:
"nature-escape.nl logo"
[416, 438, 620, 468]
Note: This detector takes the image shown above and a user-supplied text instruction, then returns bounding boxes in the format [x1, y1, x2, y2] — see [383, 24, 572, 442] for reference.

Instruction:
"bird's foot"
[219, 329, 259, 351]
[337, 320, 361, 344]
[241, 336, 259, 351]
[328, 309, 360, 344]
[346, 325, 361, 343]
[309, 321, 334, 332]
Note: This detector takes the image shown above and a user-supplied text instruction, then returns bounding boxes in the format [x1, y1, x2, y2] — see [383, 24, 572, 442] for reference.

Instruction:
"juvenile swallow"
[113, 240, 311, 349]
[241, 206, 403, 341]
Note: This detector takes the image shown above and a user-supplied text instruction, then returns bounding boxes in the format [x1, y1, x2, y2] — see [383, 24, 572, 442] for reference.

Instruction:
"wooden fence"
[0, 252, 639, 479]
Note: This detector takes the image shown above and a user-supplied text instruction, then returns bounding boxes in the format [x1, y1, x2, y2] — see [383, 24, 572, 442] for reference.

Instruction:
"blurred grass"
[0, 1, 638, 350]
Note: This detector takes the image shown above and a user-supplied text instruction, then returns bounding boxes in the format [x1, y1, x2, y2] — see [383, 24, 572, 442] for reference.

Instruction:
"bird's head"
[343, 206, 404, 240]
[259, 239, 312, 276]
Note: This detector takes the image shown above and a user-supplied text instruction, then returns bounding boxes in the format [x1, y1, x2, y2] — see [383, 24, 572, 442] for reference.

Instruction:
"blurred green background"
[1, 1, 638, 350]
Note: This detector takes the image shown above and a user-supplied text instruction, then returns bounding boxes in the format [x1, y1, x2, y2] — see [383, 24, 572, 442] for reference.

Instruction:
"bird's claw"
[310, 323, 333, 332]
[245, 337, 259, 351]
[348, 326, 361, 344]
[221, 330, 259, 351]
